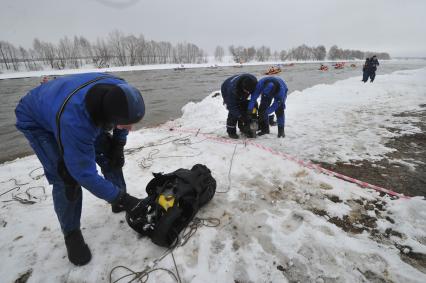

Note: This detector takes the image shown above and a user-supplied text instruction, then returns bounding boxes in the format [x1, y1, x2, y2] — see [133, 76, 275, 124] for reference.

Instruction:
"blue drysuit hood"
[112, 83, 145, 125]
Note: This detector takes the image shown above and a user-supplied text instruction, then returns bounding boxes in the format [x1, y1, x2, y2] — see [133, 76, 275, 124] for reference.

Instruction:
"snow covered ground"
[1, 68, 426, 282]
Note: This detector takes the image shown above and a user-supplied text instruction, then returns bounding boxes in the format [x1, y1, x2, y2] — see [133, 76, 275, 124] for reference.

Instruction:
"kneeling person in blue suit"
[15, 73, 149, 266]
[221, 73, 258, 139]
[248, 76, 288, 138]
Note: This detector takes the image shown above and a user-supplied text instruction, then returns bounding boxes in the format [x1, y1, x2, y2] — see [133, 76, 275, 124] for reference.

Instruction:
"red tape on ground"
[161, 126, 411, 199]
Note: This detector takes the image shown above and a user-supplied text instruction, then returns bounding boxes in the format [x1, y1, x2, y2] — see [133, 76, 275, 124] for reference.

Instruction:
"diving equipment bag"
[126, 164, 216, 247]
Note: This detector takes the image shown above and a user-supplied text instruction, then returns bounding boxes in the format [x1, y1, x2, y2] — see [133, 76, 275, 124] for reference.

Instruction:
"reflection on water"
[1, 60, 425, 162]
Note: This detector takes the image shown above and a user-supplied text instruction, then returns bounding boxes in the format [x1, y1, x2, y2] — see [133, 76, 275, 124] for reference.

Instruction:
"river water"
[1, 60, 425, 163]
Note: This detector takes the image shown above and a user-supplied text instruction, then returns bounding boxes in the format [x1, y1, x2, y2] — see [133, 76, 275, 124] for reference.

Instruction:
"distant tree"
[0, 41, 11, 70]
[378, 52, 391, 60]
[19, 46, 31, 70]
[108, 30, 127, 66]
[123, 35, 139, 65]
[214, 46, 225, 62]
[92, 38, 111, 68]
[279, 50, 287, 61]
[78, 36, 93, 64]
[256, 46, 271, 61]
[247, 46, 256, 61]
[0, 41, 20, 71]
[365, 51, 391, 60]
[71, 36, 82, 68]
[328, 45, 341, 60]
[286, 44, 315, 61]
[158, 41, 173, 64]
[272, 51, 280, 61]
[57, 36, 73, 69]
[229, 45, 241, 62]
[313, 45, 327, 60]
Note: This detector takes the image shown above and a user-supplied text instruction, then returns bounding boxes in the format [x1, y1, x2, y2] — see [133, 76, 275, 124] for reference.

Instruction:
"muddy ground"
[319, 105, 426, 197]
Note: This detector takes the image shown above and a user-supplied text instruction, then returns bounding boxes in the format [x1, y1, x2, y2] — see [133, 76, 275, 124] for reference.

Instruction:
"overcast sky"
[1, 0, 425, 57]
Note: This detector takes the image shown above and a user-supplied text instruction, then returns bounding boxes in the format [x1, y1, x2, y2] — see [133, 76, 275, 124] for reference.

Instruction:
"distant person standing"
[362, 58, 370, 83]
[368, 55, 380, 82]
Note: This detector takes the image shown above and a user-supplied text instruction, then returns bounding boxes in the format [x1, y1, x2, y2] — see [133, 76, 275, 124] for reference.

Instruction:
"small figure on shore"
[368, 55, 380, 82]
[362, 55, 380, 83]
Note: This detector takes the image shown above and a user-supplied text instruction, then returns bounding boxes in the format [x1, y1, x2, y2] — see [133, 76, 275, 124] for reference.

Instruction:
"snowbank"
[1, 69, 425, 282]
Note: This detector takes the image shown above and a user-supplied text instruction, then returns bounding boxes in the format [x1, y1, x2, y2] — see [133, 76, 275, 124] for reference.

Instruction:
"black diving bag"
[126, 164, 216, 247]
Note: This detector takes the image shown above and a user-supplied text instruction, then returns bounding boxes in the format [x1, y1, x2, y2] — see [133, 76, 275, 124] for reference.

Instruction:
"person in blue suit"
[15, 73, 148, 266]
[221, 73, 258, 138]
[362, 56, 380, 83]
[248, 76, 288, 138]
[368, 55, 380, 82]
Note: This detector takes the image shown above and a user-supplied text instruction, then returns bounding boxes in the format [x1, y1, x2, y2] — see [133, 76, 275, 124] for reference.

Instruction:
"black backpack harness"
[126, 164, 216, 247]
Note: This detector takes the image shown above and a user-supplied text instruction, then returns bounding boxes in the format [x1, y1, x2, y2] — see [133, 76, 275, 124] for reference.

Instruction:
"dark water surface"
[1, 60, 425, 163]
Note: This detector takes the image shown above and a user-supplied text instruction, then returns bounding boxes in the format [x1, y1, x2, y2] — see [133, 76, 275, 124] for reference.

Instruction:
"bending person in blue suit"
[15, 73, 149, 266]
[221, 73, 258, 139]
[248, 76, 288, 138]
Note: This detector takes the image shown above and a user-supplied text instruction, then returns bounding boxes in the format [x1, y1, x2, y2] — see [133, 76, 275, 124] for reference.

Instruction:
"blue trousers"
[18, 128, 126, 235]
[259, 96, 285, 127]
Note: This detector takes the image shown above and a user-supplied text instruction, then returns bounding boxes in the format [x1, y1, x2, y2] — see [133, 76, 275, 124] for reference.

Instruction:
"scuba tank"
[248, 107, 258, 138]
[126, 164, 216, 247]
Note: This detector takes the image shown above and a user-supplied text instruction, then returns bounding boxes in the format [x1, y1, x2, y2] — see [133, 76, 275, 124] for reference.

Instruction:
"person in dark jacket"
[368, 55, 380, 82]
[248, 76, 288, 137]
[221, 73, 258, 139]
[15, 73, 149, 266]
[362, 57, 370, 83]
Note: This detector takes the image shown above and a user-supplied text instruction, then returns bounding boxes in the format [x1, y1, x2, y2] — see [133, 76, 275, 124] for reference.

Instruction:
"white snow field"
[1, 68, 425, 282]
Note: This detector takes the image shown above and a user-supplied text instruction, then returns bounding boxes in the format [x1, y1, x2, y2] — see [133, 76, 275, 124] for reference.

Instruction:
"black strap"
[55, 75, 120, 155]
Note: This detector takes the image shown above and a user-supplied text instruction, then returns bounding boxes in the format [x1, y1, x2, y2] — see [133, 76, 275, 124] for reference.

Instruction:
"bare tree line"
[217, 44, 390, 63]
[0, 33, 392, 72]
[0, 31, 207, 72]
[328, 45, 390, 60]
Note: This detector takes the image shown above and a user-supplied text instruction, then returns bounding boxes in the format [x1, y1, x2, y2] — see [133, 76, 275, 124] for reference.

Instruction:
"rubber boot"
[257, 121, 270, 136]
[65, 229, 92, 266]
[278, 126, 285, 138]
[111, 203, 125, 213]
[268, 115, 277, 126]
[227, 128, 239, 139]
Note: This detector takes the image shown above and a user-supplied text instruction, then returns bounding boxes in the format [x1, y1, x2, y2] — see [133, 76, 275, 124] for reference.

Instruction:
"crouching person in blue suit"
[15, 73, 149, 266]
[221, 73, 258, 139]
[248, 76, 288, 138]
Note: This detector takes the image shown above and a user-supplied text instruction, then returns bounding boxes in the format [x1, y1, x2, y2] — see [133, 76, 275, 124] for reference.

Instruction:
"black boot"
[111, 203, 125, 213]
[268, 115, 277, 126]
[64, 229, 92, 266]
[227, 128, 239, 139]
[257, 120, 269, 136]
[278, 126, 285, 138]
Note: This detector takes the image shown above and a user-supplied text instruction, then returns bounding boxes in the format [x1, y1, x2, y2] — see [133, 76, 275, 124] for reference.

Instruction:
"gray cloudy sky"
[1, 0, 425, 56]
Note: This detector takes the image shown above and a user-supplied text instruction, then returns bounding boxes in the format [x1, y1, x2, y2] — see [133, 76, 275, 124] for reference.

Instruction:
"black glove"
[109, 141, 125, 169]
[113, 191, 149, 218]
